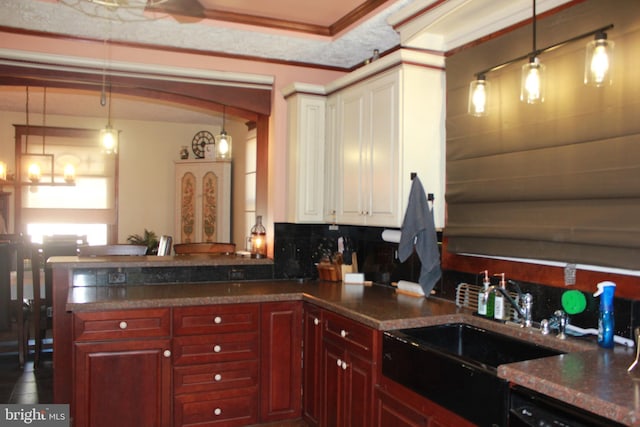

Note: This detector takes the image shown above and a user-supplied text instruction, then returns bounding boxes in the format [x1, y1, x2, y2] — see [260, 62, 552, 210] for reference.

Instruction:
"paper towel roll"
[381, 229, 402, 243]
[397, 280, 425, 297]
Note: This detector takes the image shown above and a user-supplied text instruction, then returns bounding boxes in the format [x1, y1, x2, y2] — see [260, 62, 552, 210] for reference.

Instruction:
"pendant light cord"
[42, 87, 47, 154]
[532, 0, 537, 55]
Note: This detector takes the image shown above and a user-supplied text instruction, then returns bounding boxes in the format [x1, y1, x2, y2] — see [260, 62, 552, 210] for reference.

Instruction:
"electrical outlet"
[564, 263, 576, 286]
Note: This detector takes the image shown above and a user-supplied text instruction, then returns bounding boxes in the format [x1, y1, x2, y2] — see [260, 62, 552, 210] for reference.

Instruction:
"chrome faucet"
[541, 310, 568, 339]
[483, 280, 533, 328]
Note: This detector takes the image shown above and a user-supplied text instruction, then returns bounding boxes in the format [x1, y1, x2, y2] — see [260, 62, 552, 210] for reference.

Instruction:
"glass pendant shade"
[468, 75, 489, 116]
[216, 131, 232, 160]
[64, 164, 76, 183]
[521, 56, 545, 104]
[249, 215, 267, 258]
[28, 163, 41, 183]
[585, 32, 613, 87]
[101, 126, 118, 154]
[0, 161, 7, 181]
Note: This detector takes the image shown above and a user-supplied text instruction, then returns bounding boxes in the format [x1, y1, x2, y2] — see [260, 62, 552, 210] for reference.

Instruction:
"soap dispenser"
[493, 273, 507, 321]
[594, 281, 616, 349]
[477, 270, 493, 317]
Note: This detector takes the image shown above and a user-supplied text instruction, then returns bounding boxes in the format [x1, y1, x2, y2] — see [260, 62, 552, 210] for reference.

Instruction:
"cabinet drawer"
[323, 311, 376, 359]
[173, 304, 259, 336]
[174, 388, 258, 427]
[74, 308, 170, 341]
[174, 360, 259, 395]
[173, 332, 259, 365]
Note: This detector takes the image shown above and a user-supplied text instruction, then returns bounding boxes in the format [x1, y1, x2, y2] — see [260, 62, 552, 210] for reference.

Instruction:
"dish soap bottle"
[594, 281, 616, 349]
[477, 270, 493, 317]
[493, 273, 506, 321]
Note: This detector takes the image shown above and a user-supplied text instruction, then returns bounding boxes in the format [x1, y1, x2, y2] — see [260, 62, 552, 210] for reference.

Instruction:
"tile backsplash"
[273, 222, 637, 340]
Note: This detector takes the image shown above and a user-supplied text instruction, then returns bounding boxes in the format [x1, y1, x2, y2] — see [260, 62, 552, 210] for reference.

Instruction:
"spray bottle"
[594, 281, 616, 349]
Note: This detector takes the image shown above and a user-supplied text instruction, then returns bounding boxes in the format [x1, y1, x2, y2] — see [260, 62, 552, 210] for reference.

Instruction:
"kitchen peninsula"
[50, 256, 639, 426]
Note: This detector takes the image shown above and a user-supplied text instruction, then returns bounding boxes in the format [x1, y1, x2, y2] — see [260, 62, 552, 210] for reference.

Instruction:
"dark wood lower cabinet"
[74, 339, 172, 427]
[302, 303, 323, 427]
[375, 377, 476, 427]
[260, 301, 303, 422]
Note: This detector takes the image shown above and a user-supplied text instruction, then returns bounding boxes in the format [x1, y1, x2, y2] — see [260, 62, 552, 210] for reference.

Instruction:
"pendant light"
[216, 105, 232, 160]
[585, 31, 614, 87]
[100, 83, 118, 154]
[521, 0, 545, 104]
[468, 74, 488, 116]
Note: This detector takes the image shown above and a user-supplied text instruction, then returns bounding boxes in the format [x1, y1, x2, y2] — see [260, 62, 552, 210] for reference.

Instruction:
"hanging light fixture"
[585, 31, 614, 87]
[20, 87, 76, 186]
[468, 74, 489, 116]
[466, 0, 613, 117]
[100, 84, 118, 154]
[520, 0, 544, 104]
[216, 105, 232, 160]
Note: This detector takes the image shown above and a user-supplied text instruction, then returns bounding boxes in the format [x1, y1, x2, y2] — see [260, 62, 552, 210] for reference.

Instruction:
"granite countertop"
[49, 254, 273, 268]
[66, 279, 640, 426]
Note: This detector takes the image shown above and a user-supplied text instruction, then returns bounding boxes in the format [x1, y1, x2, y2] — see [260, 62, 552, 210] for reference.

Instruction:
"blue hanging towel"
[398, 176, 441, 296]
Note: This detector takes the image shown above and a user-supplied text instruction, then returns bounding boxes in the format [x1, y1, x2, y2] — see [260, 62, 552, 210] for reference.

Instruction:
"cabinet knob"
[314, 318, 320, 326]
[340, 329, 348, 338]
[163, 350, 171, 358]
[213, 345, 222, 353]
[341, 361, 348, 370]
[214, 373, 222, 382]
[336, 358, 342, 367]
[213, 316, 222, 324]
[119, 321, 128, 330]
[213, 408, 222, 416]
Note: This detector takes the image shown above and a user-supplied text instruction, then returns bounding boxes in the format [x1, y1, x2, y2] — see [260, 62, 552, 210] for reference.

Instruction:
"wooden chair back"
[78, 244, 148, 257]
[173, 242, 236, 255]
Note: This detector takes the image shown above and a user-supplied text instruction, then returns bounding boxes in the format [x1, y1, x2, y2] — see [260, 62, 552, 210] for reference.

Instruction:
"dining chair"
[0, 234, 40, 368]
[173, 242, 236, 255]
[33, 234, 87, 368]
[77, 244, 148, 257]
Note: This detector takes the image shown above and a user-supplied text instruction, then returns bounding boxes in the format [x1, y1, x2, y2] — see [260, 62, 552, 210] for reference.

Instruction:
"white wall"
[0, 109, 249, 248]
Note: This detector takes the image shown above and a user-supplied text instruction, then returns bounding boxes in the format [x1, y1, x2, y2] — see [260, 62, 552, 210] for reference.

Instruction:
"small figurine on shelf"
[179, 146, 189, 159]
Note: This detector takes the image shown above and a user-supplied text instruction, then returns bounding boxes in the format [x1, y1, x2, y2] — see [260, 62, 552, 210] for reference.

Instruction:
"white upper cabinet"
[283, 86, 326, 223]
[284, 49, 446, 229]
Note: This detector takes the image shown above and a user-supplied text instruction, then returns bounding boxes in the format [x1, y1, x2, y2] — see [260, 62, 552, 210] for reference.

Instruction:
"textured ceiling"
[2, 0, 411, 69]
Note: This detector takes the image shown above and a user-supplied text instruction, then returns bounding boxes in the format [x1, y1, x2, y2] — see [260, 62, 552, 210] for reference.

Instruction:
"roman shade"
[444, 0, 640, 270]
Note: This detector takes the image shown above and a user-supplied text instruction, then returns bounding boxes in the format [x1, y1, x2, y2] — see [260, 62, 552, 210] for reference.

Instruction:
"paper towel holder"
[410, 172, 434, 202]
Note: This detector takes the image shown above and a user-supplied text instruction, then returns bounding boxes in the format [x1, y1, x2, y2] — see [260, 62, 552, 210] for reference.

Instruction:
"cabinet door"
[302, 304, 323, 426]
[324, 94, 339, 223]
[343, 351, 373, 427]
[174, 160, 231, 243]
[286, 94, 326, 223]
[367, 72, 399, 226]
[338, 85, 367, 224]
[260, 301, 302, 422]
[74, 339, 172, 427]
[375, 386, 428, 427]
[322, 338, 345, 427]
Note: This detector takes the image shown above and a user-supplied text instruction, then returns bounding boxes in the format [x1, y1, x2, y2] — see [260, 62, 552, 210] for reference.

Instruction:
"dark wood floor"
[0, 345, 53, 404]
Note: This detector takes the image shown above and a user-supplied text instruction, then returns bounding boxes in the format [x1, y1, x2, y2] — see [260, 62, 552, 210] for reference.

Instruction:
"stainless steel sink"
[382, 323, 565, 426]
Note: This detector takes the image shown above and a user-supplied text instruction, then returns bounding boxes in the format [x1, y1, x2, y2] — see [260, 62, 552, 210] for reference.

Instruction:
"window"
[14, 125, 117, 244]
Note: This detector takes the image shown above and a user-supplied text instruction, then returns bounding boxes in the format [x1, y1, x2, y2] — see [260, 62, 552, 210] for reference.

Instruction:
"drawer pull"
[336, 358, 342, 367]
[340, 329, 348, 338]
[214, 373, 222, 382]
[341, 361, 348, 370]
[213, 316, 222, 324]
[314, 318, 320, 326]
[213, 345, 222, 353]
[213, 408, 222, 416]
[163, 350, 171, 358]
[119, 321, 128, 330]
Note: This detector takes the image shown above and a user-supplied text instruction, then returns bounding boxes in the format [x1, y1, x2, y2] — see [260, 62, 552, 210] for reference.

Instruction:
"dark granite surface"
[65, 279, 639, 426]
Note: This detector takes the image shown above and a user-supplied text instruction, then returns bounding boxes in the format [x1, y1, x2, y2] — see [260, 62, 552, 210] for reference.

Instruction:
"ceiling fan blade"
[145, 0, 205, 20]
